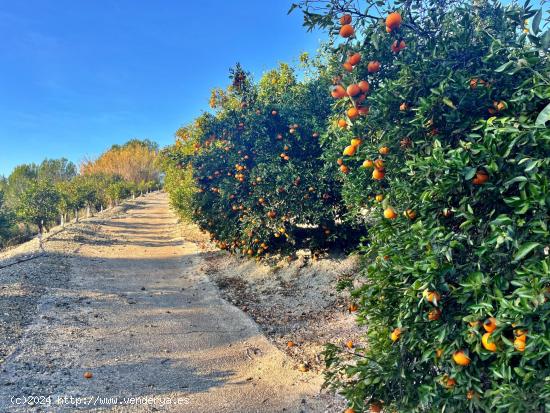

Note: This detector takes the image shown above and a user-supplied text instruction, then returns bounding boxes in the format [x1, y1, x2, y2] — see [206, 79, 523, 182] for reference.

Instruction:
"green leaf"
[495, 61, 514, 73]
[542, 29, 550, 51]
[535, 102, 550, 126]
[514, 242, 540, 261]
[532, 9, 542, 34]
[442, 97, 456, 109]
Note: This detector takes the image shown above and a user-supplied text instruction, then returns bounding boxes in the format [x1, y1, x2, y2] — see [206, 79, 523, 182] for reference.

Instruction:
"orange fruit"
[514, 338, 526, 352]
[384, 207, 397, 219]
[340, 24, 355, 38]
[375, 194, 384, 202]
[423, 290, 441, 304]
[340, 14, 352, 25]
[337, 158, 344, 166]
[350, 138, 362, 147]
[362, 159, 374, 168]
[452, 350, 471, 366]
[267, 211, 277, 219]
[404, 209, 416, 220]
[346, 340, 354, 349]
[358, 106, 370, 116]
[379, 146, 390, 155]
[348, 303, 358, 312]
[343, 145, 357, 156]
[344, 408, 356, 413]
[83, 371, 93, 379]
[370, 402, 382, 412]
[436, 348, 443, 358]
[372, 169, 385, 180]
[374, 159, 384, 169]
[346, 84, 361, 97]
[390, 327, 401, 342]
[343, 62, 354, 72]
[348, 52, 361, 65]
[444, 376, 457, 389]
[287, 341, 295, 347]
[483, 317, 497, 333]
[391, 40, 406, 53]
[347, 107, 359, 120]
[367, 61, 381, 73]
[338, 119, 348, 128]
[472, 169, 489, 185]
[428, 308, 441, 321]
[331, 85, 347, 99]
[482, 332, 497, 352]
[358, 80, 370, 93]
[340, 164, 350, 174]
[467, 390, 476, 400]
[386, 12, 402, 31]
[400, 102, 409, 111]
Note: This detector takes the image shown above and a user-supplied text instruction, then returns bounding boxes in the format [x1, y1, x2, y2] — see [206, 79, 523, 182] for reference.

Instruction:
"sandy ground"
[0, 193, 342, 412]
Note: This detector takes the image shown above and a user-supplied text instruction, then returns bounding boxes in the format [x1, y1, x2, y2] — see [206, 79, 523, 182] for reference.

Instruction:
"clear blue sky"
[0, 1, 323, 176]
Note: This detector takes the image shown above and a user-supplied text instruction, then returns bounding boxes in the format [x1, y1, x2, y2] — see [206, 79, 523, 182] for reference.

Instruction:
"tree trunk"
[86, 205, 91, 218]
[74, 209, 79, 223]
[60, 214, 65, 227]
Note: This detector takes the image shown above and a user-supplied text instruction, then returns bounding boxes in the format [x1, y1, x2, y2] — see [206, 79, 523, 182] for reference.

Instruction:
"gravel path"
[0, 193, 326, 412]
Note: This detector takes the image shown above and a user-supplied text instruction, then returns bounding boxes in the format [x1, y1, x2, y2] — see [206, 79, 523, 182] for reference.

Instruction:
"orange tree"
[163, 63, 362, 255]
[293, 0, 550, 411]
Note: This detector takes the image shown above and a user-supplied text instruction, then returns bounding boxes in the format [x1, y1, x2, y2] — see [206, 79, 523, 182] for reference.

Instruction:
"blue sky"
[0, 1, 323, 176]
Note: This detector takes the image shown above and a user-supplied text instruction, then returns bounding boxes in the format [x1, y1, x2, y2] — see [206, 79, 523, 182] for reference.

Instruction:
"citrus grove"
[161, 0, 549, 411]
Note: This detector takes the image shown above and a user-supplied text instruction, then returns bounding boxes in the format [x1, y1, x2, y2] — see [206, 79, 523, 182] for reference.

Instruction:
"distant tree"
[38, 158, 77, 183]
[5, 164, 38, 209]
[81, 139, 161, 184]
[16, 180, 60, 234]
[0, 188, 14, 246]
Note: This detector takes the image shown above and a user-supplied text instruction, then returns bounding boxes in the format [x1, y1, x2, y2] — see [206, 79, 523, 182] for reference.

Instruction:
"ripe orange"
[340, 24, 355, 38]
[367, 61, 381, 73]
[482, 332, 497, 352]
[384, 207, 397, 219]
[362, 159, 374, 168]
[343, 62, 354, 72]
[271, 110, 278, 116]
[428, 308, 441, 321]
[340, 14, 352, 25]
[358, 106, 370, 116]
[452, 350, 471, 366]
[287, 341, 295, 347]
[338, 119, 348, 128]
[370, 402, 382, 412]
[379, 146, 390, 155]
[340, 164, 350, 174]
[83, 371, 93, 379]
[337, 158, 344, 166]
[483, 317, 497, 333]
[374, 159, 384, 169]
[344, 408, 356, 413]
[267, 211, 277, 219]
[466, 390, 476, 400]
[348, 303, 358, 312]
[404, 209, 416, 220]
[423, 290, 441, 304]
[375, 194, 384, 202]
[346, 340, 354, 349]
[514, 337, 526, 352]
[331, 85, 347, 99]
[386, 12, 402, 31]
[372, 169, 385, 180]
[390, 327, 401, 342]
[343, 145, 357, 156]
[348, 52, 361, 66]
[444, 376, 457, 389]
[400, 102, 409, 111]
[358, 80, 370, 93]
[472, 169, 489, 185]
[350, 137, 362, 147]
[346, 84, 361, 97]
[347, 107, 359, 120]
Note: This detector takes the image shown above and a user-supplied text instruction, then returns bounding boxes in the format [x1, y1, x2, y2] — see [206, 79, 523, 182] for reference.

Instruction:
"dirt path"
[0, 193, 327, 412]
